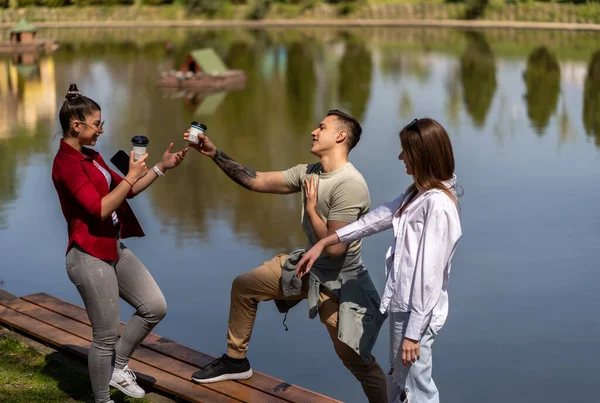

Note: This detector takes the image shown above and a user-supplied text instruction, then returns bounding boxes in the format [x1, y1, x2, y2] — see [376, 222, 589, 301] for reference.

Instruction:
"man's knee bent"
[231, 273, 251, 296]
[231, 270, 264, 297]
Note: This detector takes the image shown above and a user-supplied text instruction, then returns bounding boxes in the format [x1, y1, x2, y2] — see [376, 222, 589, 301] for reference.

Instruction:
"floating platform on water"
[157, 47, 247, 93]
[0, 292, 342, 403]
[156, 70, 247, 92]
[1, 19, 59, 55]
[0, 39, 59, 55]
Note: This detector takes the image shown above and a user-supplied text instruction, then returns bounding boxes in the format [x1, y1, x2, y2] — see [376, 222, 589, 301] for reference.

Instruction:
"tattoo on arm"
[212, 149, 257, 190]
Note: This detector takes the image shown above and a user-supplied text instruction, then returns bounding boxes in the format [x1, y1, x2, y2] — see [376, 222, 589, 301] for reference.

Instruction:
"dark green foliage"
[583, 49, 600, 146]
[523, 46, 561, 134]
[460, 32, 497, 128]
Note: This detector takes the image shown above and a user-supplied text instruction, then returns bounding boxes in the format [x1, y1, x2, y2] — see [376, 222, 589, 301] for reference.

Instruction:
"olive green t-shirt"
[282, 162, 370, 272]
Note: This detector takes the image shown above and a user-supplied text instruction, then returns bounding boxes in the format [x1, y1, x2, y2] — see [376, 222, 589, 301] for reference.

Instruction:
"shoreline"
[0, 327, 174, 403]
[1, 18, 600, 31]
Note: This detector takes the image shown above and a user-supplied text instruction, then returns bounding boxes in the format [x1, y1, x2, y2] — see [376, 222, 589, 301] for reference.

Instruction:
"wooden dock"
[0, 293, 342, 403]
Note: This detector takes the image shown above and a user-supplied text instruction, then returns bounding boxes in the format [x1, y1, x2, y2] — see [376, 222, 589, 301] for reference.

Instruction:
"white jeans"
[388, 311, 439, 403]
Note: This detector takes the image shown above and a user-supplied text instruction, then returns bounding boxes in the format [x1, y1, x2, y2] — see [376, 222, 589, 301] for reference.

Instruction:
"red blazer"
[52, 139, 145, 261]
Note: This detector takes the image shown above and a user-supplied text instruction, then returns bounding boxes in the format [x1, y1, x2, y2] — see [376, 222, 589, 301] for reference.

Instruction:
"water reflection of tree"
[51, 33, 312, 251]
[399, 91, 413, 120]
[445, 64, 462, 128]
[286, 42, 317, 131]
[583, 49, 600, 147]
[0, 126, 49, 228]
[379, 50, 402, 80]
[379, 49, 431, 84]
[558, 101, 575, 147]
[0, 55, 55, 228]
[339, 41, 372, 121]
[460, 32, 497, 128]
[144, 38, 311, 251]
[523, 47, 561, 135]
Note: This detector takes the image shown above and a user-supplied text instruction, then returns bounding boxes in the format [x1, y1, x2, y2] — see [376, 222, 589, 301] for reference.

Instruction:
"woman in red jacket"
[52, 84, 187, 403]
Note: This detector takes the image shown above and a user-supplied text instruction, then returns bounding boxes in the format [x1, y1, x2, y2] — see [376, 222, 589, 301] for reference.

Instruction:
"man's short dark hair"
[326, 109, 362, 150]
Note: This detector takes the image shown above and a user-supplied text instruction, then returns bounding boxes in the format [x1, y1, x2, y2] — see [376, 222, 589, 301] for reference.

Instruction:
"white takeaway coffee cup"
[131, 135, 149, 161]
[188, 121, 207, 145]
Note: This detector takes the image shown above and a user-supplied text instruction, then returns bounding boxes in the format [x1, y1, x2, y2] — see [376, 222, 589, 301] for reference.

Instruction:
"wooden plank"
[139, 333, 340, 403]
[22, 293, 343, 403]
[22, 293, 90, 323]
[1, 298, 284, 403]
[0, 304, 239, 403]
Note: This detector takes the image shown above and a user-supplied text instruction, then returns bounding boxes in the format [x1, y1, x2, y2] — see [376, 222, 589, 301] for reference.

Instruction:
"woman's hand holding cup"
[127, 150, 148, 183]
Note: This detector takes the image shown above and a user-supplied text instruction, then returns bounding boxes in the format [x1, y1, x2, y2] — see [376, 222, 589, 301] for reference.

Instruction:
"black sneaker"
[191, 354, 253, 384]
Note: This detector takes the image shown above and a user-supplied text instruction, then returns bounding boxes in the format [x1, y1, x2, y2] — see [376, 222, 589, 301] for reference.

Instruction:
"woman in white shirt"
[296, 118, 462, 403]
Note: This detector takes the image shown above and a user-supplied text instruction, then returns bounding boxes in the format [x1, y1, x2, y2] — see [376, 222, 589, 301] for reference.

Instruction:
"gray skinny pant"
[388, 311, 438, 403]
[66, 243, 167, 403]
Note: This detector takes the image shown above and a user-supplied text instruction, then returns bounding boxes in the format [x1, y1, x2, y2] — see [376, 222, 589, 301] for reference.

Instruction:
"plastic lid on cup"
[131, 135, 149, 146]
[191, 121, 207, 131]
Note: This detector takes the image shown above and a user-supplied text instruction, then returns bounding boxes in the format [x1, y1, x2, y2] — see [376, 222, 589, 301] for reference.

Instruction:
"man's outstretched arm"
[184, 129, 294, 194]
[212, 149, 293, 194]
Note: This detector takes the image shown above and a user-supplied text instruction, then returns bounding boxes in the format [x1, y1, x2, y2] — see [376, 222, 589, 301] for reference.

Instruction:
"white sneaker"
[109, 365, 145, 398]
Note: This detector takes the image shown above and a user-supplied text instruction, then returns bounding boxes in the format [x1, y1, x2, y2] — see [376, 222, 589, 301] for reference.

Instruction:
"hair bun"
[65, 83, 81, 100]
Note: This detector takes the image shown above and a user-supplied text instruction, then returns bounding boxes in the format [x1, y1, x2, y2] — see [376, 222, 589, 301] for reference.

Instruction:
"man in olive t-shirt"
[282, 161, 370, 274]
[186, 110, 387, 402]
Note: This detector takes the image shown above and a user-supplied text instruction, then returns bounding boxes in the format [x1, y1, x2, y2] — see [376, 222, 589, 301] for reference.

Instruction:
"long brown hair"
[400, 118, 458, 204]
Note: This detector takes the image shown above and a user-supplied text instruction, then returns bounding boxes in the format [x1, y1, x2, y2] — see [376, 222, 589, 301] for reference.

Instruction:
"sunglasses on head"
[404, 118, 422, 138]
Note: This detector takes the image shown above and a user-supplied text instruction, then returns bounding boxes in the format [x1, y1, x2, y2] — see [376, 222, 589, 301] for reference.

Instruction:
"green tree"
[460, 32, 497, 128]
[464, 0, 489, 20]
[523, 47, 561, 135]
[185, 0, 224, 17]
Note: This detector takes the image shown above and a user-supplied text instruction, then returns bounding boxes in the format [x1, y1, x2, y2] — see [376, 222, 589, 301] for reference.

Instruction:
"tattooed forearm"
[212, 149, 257, 190]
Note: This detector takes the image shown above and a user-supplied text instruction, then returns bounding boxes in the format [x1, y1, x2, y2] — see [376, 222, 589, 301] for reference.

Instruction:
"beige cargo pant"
[226, 254, 387, 402]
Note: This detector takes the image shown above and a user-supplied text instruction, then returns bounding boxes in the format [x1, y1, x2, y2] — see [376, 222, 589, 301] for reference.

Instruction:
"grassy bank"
[1, 1, 600, 24]
[0, 331, 149, 403]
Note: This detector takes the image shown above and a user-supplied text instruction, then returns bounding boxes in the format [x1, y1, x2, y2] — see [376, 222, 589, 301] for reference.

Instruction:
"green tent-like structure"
[9, 19, 37, 45]
[10, 19, 37, 34]
[183, 48, 228, 75]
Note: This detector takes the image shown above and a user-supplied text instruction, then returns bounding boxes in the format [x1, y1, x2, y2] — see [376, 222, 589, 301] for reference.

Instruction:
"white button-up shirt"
[336, 177, 462, 340]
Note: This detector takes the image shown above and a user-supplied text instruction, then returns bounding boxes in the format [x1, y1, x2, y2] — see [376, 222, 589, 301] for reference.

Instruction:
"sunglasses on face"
[74, 120, 105, 131]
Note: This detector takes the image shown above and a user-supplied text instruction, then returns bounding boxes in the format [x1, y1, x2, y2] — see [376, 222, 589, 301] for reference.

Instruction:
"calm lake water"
[1, 26, 599, 403]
